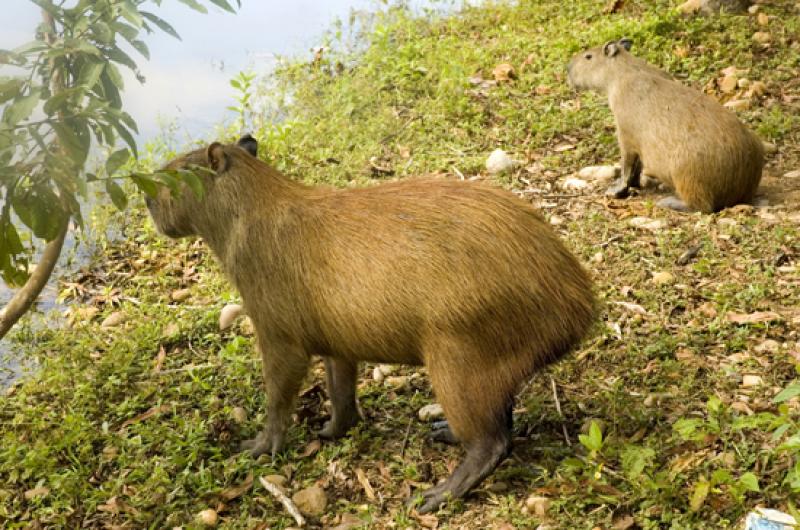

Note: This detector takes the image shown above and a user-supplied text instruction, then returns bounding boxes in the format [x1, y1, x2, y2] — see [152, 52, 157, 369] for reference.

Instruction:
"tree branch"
[0, 218, 69, 339]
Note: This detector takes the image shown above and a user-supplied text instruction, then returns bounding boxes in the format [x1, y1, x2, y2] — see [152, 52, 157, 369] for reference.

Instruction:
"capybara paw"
[411, 484, 449, 514]
[429, 421, 459, 445]
[656, 195, 692, 212]
[238, 436, 270, 457]
[317, 419, 354, 439]
[605, 181, 630, 199]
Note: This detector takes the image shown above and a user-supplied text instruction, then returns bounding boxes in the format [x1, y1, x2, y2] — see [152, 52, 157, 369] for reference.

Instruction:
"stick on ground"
[259, 476, 306, 527]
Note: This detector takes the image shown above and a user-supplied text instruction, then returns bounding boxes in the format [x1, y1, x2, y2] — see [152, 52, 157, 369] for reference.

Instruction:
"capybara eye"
[585, 53, 593, 60]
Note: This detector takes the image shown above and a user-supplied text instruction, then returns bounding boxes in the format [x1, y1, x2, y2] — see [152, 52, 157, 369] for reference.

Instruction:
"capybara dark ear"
[207, 142, 228, 173]
[237, 134, 258, 157]
[618, 38, 632, 51]
[603, 40, 620, 57]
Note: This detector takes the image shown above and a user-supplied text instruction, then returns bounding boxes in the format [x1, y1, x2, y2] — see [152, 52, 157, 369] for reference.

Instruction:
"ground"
[2, 0, 800, 528]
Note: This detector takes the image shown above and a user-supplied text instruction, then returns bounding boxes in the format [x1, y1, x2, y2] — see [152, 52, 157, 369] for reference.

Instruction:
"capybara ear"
[618, 38, 632, 51]
[207, 142, 228, 173]
[603, 40, 620, 57]
[237, 134, 258, 157]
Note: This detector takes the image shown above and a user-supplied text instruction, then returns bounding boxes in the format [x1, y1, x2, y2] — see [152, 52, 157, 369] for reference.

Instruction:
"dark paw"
[430, 421, 459, 445]
[317, 414, 360, 439]
[407, 484, 450, 514]
[238, 436, 271, 458]
[606, 181, 630, 199]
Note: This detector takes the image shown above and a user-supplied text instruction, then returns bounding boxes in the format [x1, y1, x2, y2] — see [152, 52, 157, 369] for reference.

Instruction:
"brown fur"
[567, 39, 764, 213]
[146, 136, 596, 512]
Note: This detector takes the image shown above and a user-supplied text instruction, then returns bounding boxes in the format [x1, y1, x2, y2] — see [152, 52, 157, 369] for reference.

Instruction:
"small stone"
[525, 495, 552, 516]
[219, 303, 244, 331]
[101, 311, 127, 328]
[651, 271, 674, 285]
[762, 141, 778, 154]
[677, 0, 702, 14]
[24, 486, 50, 500]
[418, 403, 445, 422]
[384, 376, 409, 390]
[492, 63, 516, 83]
[196, 508, 218, 527]
[486, 149, 519, 175]
[757, 12, 769, 26]
[628, 217, 667, 232]
[719, 75, 738, 94]
[742, 375, 764, 388]
[591, 252, 603, 264]
[171, 288, 192, 302]
[292, 485, 327, 516]
[561, 177, 589, 191]
[784, 170, 800, 179]
[231, 407, 247, 424]
[752, 31, 771, 44]
[578, 165, 619, 181]
[748, 4, 759, 13]
[737, 78, 751, 89]
[372, 366, 384, 383]
[549, 215, 564, 226]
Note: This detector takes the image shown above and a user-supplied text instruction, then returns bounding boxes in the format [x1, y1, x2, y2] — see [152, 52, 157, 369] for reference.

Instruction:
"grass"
[2, 0, 800, 528]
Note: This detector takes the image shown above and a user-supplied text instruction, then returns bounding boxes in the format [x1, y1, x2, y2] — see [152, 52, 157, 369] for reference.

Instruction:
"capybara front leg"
[318, 357, 361, 439]
[240, 339, 310, 458]
[606, 150, 641, 198]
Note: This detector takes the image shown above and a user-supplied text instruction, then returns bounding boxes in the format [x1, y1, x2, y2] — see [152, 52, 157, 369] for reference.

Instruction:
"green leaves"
[578, 421, 604, 454]
[773, 382, 800, 404]
[105, 148, 130, 176]
[105, 179, 128, 211]
[3, 87, 41, 126]
[141, 12, 181, 40]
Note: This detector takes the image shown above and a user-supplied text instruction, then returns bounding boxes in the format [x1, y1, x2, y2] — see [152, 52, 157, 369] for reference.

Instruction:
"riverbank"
[2, 1, 800, 528]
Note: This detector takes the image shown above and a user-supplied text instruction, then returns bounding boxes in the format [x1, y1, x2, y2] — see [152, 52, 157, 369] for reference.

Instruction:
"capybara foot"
[238, 430, 283, 458]
[317, 413, 360, 439]
[657, 195, 692, 212]
[606, 180, 630, 199]
[430, 420, 459, 445]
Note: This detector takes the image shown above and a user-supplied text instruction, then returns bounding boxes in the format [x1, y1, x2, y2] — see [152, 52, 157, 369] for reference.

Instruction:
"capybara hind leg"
[318, 357, 361, 439]
[415, 432, 512, 513]
[240, 338, 310, 458]
[657, 195, 692, 212]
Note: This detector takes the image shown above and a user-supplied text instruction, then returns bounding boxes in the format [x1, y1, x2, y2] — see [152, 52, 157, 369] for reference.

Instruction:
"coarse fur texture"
[567, 39, 764, 213]
[146, 136, 597, 513]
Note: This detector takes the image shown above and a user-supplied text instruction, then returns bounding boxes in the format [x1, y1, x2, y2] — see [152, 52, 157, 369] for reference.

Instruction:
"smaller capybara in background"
[146, 135, 596, 513]
[567, 38, 764, 213]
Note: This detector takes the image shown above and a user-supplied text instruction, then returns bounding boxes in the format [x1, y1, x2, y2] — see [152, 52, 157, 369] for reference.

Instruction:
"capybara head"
[567, 38, 632, 91]
[146, 135, 258, 238]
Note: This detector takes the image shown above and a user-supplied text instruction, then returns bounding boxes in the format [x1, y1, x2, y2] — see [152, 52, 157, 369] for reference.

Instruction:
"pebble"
[754, 339, 780, 354]
[418, 403, 445, 422]
[561, 177, 589, 191]
[292, 485, 328, 516]
[384, 376, 409, 390]
[752, 31, 771, 44]
[196, 508, 218, 527]
[723, 99, 750, 111]
[486, 149, 519, 175]
[525, 495, 552, 516]
[171, 288, 192, 302]
[651, 271, 674, 285]
[219, 303, 244, 331]
[578, 165, 619, 181]
[742, 374, 764, 388]
[628, 217, 667, 232]
[549, 215, 565, 226]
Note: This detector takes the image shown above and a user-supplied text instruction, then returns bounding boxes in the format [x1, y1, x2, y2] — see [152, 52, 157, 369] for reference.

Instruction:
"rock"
[561, 177, 589, 191]
[101, 311, 127, 328]
[742, 374, 764, 388]
[548, 215, 565, 226]
[171, 288, 192, 302]
[591, 252, 603, 264]
[719, 75, 738, 93]
[384, 375, 409, 390]
[196, 509, 218, 527]
[219, 303, 244, 331]
[737, 78, 751, 88]
[24, 486, 50, 500]
[486, 149, 519, 175]
[677, 0, 703, 13]
[292, 485, 327, 517]
[784, 170, 800, 179]
[329, 513, 365, 530]
[762, 141, 778, 154]
[757, 12, 769, 25]
[752, 31, 771, 44]
[372, 366, 385, 383]
[231, 406, 247, 424]
[628, 217, 667, 232]
[748, 4, 759, 13]
[578, 165, 619, 181]
[418, 403, 445, 422]
[651, 271, 674, 285]
[525, 495, 552, 516]
[679, 0, 749, 14]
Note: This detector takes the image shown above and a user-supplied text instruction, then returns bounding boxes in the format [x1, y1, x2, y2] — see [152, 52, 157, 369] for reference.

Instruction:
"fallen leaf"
[612, 301, 648, 315]
[120, 404, 170, 430]
[612, 515, 635, 530]
[153, 345, 166, 373]
[492, 63, 516, 82]
[300, 439, 321, 458]
[24, 486, 50, 500]
[414, 513, 439, 529]
[220, 472, 254, 501]
[355, 468, 376, 501]
[726, 311, 782, 325]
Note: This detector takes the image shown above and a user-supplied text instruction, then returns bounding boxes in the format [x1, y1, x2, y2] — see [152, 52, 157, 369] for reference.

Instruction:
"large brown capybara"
[145, 134, 596, 513]
[567, 38, 764, 213]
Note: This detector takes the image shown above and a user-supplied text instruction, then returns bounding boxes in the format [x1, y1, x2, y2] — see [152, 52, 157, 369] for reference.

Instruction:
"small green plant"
[228, 71, 257, 133]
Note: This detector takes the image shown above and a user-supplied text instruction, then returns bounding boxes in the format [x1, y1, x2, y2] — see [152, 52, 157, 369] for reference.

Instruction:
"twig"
[452, 166, 466, 180]
[550, 376, 571, 446]
[259, 476, 306, 528]
[400, 419, 413, 458]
